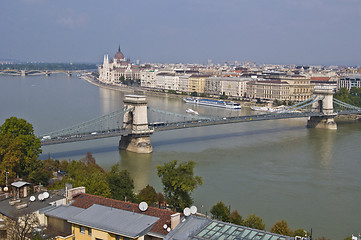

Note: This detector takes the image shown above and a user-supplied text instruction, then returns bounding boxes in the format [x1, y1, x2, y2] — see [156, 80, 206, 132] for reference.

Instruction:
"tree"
[270, 220, 293, 236]
[157, 160, 203, 211]
[243, 214, 265, 230]
[293, 229, 310, 238]
[6, 213, 40, 240]
[106, 163, 135, 201]
[137, 184, 157, 205]
[230, 210, 244, 226]
[156, 192, 165, 208]
[210, 201, 230, 222]
[49, 157, 111, 198]
[0, 117, 43, 184]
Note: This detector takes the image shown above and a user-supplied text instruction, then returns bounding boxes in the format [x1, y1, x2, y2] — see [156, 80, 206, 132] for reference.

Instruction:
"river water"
[0, 74, 360, 239]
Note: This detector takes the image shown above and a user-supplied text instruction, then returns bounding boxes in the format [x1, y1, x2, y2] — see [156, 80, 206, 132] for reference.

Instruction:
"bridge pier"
[307, 85, 337, 130]
[119, 95, 153, 153]
[307, 115, 337, 130]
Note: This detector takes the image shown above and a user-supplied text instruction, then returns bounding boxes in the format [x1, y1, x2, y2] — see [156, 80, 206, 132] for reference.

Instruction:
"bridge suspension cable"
[41, 107, 133, 138]
[273, 96, 319, 113]
[333, 98, 361, 111]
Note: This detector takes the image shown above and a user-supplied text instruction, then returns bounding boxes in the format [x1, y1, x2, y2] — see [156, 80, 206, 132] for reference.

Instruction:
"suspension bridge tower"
[119, 95, 154, 153]
[307, 85, 337, 130]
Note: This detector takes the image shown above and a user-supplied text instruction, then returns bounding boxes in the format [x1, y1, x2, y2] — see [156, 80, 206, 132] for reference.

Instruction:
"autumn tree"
[106, 163, 135, 202]
[270, 220, 293, 236]
[157, 160, 203, 211]
[6, 213, 40, 240]
[243, 214, 265, 230]
[210, 201, 230, 222]
[230, 210, 244, 226]
[137, 184, 157, 205]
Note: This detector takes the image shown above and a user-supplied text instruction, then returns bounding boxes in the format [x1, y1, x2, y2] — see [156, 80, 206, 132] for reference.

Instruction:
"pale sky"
[1, 0, 361, 65]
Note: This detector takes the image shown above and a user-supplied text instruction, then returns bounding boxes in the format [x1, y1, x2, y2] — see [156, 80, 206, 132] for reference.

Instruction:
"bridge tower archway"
[307, 85, 337, 130]
[119, 95, 153, 153]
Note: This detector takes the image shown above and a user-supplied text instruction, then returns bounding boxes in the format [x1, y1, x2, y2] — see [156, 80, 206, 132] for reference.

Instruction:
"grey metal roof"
[164, 215, 211, 240]
[0, 191, 65, 219]
[44, 205, 84, 220]
[165, 215, 294, 240]
[11, 181, 30, 188]
[68, 204, 159, 238]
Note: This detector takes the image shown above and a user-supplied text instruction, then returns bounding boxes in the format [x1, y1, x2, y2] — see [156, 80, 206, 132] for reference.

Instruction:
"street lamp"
[3, 171, 8, 192]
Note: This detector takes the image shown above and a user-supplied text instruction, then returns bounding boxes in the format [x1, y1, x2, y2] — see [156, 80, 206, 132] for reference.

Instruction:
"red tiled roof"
[310, 77, 331, 81]
[71, 193, 176, 236]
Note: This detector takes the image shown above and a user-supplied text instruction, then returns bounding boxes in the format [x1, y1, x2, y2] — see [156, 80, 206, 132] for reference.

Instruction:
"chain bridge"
[40, 86, 361, 153]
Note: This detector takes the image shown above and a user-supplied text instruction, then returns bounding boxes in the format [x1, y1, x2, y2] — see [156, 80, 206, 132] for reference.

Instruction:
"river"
[0, 74, 360, 239]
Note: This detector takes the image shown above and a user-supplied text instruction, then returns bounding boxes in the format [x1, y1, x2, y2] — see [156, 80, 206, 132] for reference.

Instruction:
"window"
[80, 226, 85, 234]
[88, 228, 92, 236]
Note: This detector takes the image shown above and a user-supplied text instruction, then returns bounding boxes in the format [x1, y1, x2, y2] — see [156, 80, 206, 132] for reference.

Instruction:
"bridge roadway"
[40, 110, 361, 146]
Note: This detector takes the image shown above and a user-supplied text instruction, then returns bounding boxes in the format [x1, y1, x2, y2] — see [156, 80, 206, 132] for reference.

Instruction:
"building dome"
[114, 46, 125, 60]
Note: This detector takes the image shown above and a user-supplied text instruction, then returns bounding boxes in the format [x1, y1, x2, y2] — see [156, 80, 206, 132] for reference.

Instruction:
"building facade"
[98, 47, 140, 84]
[337, 75, 361, 90]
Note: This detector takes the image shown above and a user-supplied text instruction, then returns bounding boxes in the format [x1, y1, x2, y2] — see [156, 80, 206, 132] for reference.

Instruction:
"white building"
[98, 47, 140, 84]
[205, 77, 252, 98]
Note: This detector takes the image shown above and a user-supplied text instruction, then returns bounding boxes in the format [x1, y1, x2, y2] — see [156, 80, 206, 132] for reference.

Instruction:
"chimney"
[171, 213, 180, 230]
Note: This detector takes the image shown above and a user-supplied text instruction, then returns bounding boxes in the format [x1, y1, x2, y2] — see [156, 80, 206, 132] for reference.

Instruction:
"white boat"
[186, 108, 199, 115]
[251, 106, 285, 113]
[184, 97, 241, 109]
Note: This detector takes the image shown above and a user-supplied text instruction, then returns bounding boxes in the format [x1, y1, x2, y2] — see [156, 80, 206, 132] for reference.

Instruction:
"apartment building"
[205, 77, 252, 98]
[337, 75, 361, 90]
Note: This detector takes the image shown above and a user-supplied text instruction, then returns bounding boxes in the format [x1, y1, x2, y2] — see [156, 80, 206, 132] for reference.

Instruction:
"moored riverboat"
[184, 97, 241, 109]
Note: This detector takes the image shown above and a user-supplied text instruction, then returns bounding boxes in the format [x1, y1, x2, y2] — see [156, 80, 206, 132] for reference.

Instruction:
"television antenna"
[38, 193, 44, 201]
[139, 202, 148, 212]
[43, 192, 49, 199]
[183, 207, 191, 216]
[190, 206, 197, 214]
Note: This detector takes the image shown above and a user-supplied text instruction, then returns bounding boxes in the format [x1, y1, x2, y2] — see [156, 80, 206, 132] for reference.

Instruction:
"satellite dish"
[38, 193, 44, 201]
[3, 186, 8, 192]
[190, 206, 197, 214]
[29, 196, 35, 202]
[163, 224, 167, 229]
[183, 207, 191, 216]
[43, 192, 49, 199]
[167, 227, 171, 232]
[139, 202, 148, 212]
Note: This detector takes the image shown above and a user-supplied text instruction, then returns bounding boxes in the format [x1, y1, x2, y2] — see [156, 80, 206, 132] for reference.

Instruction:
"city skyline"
[1, 0, 361, 66]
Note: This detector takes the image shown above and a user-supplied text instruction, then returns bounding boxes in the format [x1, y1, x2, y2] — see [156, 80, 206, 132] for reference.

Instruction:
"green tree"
[293, 229, 310, 238]
[243, 214, 265, 230]
[230, 210, 244, 226]
[210, 201, 230, 222]
[270, 220, 293, 236]
[106, 163, 135, 201]
[0, 117, 43, 184]
[49, 157, 111, 198]
[137, 184, 157, 205]
[157, 160, 203, 211]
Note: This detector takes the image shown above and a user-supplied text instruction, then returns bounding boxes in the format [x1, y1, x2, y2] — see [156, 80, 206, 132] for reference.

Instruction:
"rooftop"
[68, 204, 159, 238]
[71, 193, 177, 237]
[0, 190, 65, 219]
[164, 215, 293, 240]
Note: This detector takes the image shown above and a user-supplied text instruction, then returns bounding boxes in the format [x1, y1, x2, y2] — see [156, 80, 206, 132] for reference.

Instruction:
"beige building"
[247, 75, 313, 102]
[189, 74, 211, 94]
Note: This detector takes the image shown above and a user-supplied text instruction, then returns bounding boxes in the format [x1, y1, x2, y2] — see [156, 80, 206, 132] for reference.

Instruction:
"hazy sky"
[1, 0, 361, 65]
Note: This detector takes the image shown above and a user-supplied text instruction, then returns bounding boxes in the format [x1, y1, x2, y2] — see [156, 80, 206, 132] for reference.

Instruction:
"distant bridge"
[0, 69, 85, 77]
[39, 85, 361, 153]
